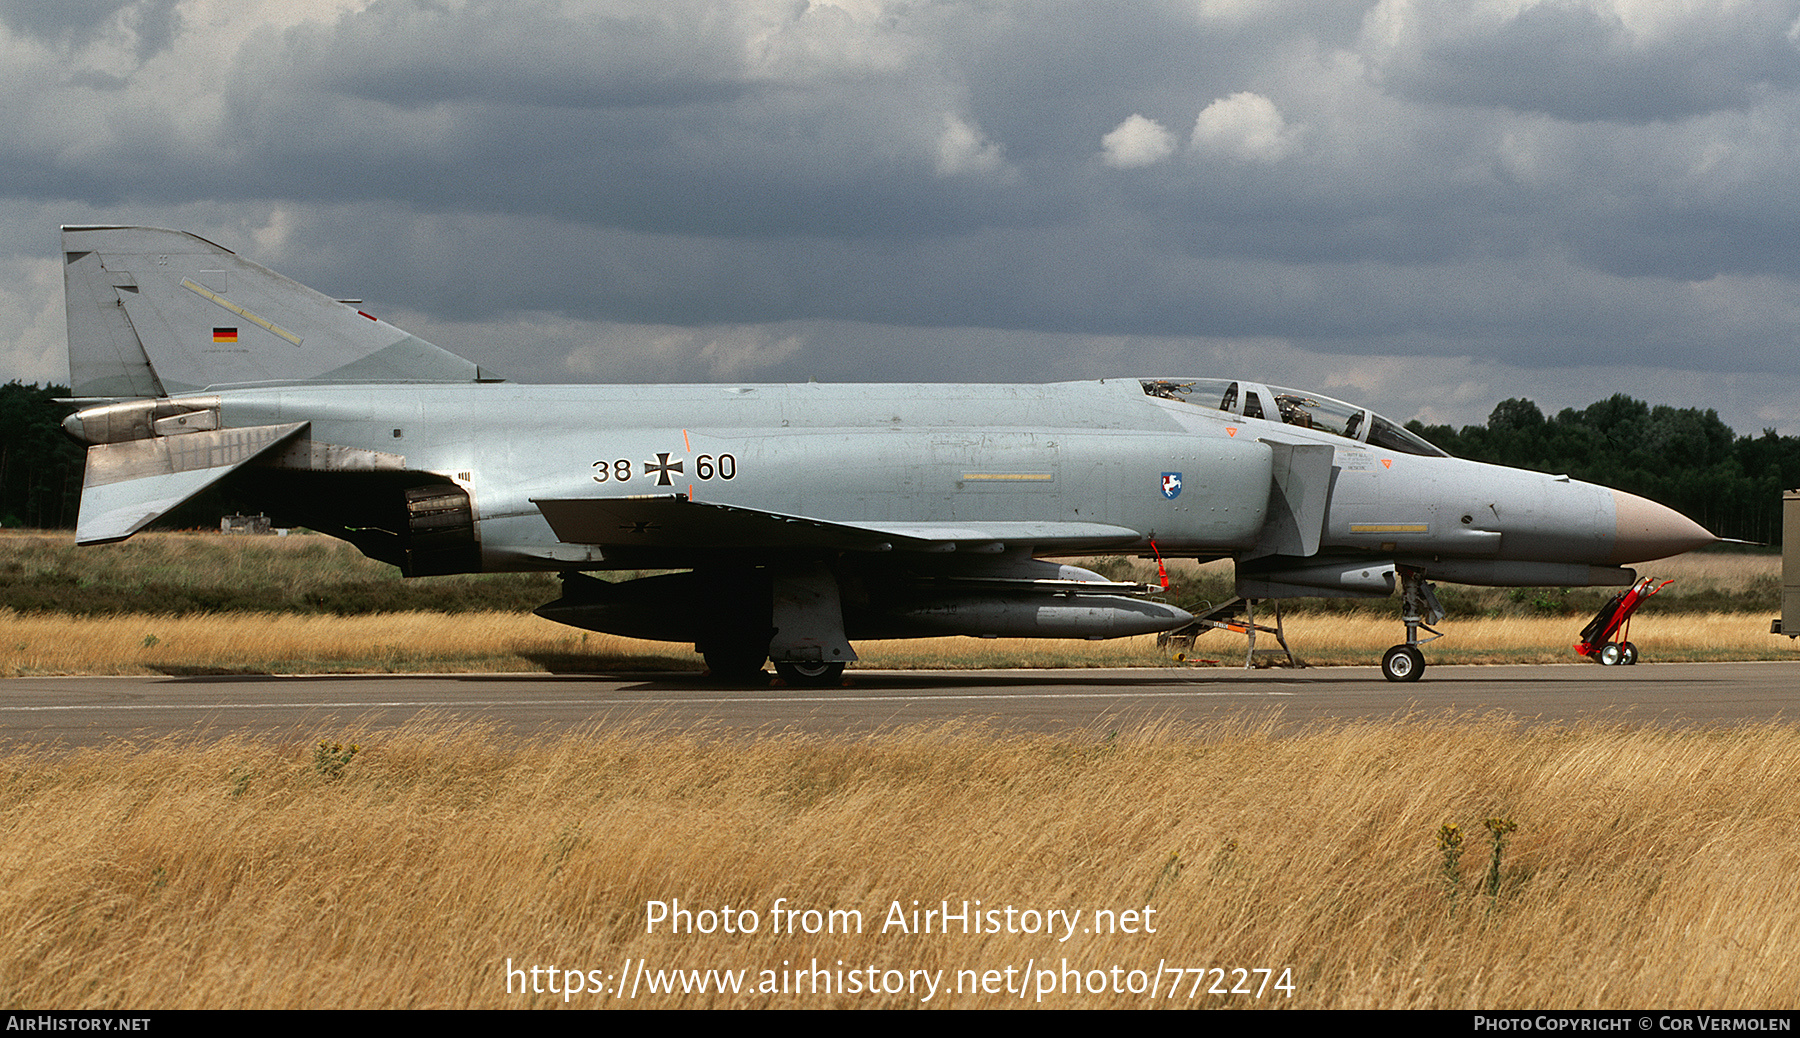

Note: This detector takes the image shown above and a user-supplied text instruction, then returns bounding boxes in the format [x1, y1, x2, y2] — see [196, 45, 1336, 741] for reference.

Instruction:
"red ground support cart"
[1575, 577, 1672, 665]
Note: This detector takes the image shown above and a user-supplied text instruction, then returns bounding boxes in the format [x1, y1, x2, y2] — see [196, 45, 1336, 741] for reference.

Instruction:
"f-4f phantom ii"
[58, 225, 1716, 683]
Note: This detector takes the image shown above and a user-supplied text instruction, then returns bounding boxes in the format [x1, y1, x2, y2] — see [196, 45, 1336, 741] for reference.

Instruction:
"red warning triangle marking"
[1226, 427, 1238, 437]
[1381, 458, 1393, 469]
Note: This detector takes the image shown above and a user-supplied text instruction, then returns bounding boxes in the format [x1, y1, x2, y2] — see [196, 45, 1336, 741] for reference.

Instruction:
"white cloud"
[1101, 113, 1176, 168]
[933, 113, 1008, 178]
[1189, 91, 1300, 162]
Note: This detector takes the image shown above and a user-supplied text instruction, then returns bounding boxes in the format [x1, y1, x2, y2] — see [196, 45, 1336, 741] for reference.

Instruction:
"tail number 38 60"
[591, 453, 738, 483]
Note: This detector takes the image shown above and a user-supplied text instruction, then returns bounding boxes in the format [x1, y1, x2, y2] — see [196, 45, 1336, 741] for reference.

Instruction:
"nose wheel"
[1381, 644, 1425, 682]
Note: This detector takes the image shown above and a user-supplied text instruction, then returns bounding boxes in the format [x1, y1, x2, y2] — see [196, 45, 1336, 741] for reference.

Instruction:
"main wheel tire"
[1599, 642, 1623, 666]
[774, 660, 846, 687]
[703, 644, 768, 683]
[1619, 641, 1638, 666]
[1381, 645, 1425, 682]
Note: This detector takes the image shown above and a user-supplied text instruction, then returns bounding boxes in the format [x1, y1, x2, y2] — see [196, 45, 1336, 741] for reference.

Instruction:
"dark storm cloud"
[0, 0, 179, 62]
[199, 1, 1041, 240]
[297, 1, 754, 110]
[176, 0, 1800, 372]
[245, 196, 1800, 388]
[7, 0, 1800, 433]
[1363, 0, 1800, 123]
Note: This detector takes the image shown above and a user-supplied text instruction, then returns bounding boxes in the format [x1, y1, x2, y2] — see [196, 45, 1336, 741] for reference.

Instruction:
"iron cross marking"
[645, 452, 684, 486]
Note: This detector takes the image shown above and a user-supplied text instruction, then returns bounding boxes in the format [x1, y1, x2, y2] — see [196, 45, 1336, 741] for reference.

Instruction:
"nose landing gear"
[1382, 566, 1444, 682]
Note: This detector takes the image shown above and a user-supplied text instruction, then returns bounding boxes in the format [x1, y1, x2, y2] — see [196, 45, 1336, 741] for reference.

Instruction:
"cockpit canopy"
[1141, 379, 1447, 458]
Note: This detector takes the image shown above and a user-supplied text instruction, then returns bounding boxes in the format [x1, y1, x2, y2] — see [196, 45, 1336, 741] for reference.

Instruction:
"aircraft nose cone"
[1610, 489, 1715, 564]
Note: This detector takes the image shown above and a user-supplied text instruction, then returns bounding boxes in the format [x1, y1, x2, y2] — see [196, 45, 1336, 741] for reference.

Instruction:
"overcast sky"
[5, 0, 1800, 436]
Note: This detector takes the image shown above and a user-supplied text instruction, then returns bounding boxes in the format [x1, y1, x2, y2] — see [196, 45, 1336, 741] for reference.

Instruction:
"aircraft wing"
[531, 495, 1142, 553]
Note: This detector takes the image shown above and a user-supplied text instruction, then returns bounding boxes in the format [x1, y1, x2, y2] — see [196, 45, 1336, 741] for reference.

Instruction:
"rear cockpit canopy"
[1142, 379, 1446, 458]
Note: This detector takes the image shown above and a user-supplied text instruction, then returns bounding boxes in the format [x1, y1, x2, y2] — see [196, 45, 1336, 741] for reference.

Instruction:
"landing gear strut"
[1382, 566, 1444, 682]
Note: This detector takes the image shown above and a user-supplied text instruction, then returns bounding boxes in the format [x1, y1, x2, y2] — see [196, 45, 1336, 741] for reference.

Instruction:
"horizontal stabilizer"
[532, 495, 1142, 553]
[77, 422, 307, 544]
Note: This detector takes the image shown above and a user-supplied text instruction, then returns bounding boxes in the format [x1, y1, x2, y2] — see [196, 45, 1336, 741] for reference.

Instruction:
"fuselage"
[87, 375, 1704, 581]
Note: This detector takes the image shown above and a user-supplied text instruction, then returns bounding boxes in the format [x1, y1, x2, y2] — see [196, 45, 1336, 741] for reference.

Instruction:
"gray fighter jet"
[57, 226, 1715, 683]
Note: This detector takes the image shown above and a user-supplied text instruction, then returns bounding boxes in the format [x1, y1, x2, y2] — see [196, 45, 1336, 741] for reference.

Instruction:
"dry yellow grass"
[1639, 551, 1778, 584]
[3, 717, 1798, 1008]
[0, 611, 689, 676]
[0, 608, 1791, 677]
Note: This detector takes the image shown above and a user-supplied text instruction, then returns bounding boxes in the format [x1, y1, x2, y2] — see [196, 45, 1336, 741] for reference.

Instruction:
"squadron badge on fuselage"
[1161, 472, 1183, 499]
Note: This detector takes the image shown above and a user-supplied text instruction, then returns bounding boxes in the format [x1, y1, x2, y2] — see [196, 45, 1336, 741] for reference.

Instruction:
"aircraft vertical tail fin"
[62, 225, 491, 398]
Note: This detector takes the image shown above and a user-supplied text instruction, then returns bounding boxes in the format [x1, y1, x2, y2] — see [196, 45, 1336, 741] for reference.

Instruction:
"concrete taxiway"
[2, 661, 1796, 748]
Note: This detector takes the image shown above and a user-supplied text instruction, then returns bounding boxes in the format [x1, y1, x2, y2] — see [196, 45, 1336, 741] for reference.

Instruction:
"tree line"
[0, 382, 83, 530]
[1, 380, 1793, 544]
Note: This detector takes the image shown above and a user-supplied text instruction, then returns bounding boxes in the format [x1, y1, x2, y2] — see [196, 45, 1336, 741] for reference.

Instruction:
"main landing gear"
[701, 644, 848, 687]
[1381, 566, 1445, 683]
[700, 646, 847, 687]
[696, 562, 856, 688]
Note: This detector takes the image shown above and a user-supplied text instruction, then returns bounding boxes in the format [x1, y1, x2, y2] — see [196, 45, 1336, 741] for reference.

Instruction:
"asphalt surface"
[2, 660, 1797, 748]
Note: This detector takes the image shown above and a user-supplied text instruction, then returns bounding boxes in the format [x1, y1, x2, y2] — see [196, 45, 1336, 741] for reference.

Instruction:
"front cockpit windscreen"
[1141, 378, 1447, 458]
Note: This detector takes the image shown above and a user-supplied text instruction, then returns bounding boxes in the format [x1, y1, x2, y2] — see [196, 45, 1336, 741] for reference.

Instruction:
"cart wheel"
[1381, 645, 1425, 682]
[1619, 641, 1638, 666]
[1599, 642, 1623, 666]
